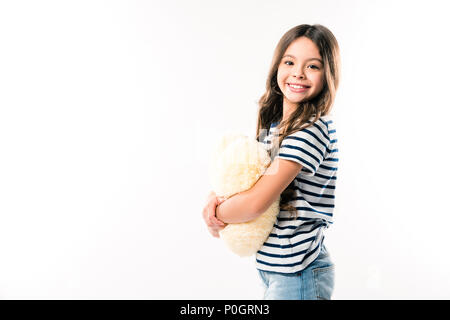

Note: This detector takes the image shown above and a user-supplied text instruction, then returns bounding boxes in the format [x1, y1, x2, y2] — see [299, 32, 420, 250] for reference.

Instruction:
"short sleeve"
[275, 121, 330, 176]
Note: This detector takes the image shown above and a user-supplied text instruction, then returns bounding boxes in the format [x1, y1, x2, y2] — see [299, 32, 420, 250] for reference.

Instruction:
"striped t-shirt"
[255, 114, 338, 274]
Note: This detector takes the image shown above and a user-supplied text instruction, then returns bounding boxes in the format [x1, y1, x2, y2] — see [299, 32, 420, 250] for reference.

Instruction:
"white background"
[0, 0, 449, 299]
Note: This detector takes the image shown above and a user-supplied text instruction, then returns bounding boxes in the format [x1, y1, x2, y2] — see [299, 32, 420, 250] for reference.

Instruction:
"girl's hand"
[202, 191, 227, 234]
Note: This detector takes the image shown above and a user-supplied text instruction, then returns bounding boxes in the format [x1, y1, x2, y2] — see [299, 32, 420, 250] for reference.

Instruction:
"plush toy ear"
[215, 132, 247, 155]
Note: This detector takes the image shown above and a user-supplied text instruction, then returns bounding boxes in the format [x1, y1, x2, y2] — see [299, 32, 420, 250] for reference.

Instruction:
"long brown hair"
[256, 24, 341, 215]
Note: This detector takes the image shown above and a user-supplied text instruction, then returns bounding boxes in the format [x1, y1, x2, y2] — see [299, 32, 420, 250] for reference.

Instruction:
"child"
[202, 24, 340, 300]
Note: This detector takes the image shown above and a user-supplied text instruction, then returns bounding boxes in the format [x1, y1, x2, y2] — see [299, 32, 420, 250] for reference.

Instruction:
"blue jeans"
[257, 245, 335, 300]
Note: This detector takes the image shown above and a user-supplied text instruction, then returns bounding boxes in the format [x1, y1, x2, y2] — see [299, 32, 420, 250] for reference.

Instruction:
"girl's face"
[277, 36, 325, 111]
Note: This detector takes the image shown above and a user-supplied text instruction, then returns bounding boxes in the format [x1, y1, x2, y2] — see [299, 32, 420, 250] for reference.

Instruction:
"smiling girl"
[202, 24, 341, 300]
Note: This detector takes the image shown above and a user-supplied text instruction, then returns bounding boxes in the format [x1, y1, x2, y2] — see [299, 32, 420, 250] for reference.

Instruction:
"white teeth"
[289, 84, 306, 89]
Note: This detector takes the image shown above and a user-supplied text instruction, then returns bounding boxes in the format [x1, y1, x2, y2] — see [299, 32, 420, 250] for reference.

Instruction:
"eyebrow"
[282, 54, 323, 64]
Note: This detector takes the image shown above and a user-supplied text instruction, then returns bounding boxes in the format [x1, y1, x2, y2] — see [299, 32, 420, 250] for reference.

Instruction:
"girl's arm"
[215, 158, 303, 224]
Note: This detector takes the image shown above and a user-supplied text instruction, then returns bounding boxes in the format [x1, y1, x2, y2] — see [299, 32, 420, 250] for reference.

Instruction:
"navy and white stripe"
[255, 115, 338, 274]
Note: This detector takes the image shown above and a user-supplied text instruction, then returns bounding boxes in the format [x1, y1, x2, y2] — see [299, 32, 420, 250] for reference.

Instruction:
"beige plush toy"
[208, 132, 280, 257]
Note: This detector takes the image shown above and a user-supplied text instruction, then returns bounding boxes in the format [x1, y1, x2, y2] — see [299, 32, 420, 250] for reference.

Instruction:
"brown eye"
[284, 61, 293, 66]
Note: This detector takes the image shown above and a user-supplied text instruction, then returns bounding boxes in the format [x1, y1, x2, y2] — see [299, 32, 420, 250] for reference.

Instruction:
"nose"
[293, 66, 305, 79]
[293, 71, 305, 79]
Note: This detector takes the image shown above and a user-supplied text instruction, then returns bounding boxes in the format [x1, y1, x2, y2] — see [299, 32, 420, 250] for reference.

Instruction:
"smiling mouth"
[288, 83, 310, 89]
[287, 83, 310, 92]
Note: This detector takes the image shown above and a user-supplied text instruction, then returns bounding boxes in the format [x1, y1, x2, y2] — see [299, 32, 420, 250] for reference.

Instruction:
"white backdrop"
[0, 0, 449, 299]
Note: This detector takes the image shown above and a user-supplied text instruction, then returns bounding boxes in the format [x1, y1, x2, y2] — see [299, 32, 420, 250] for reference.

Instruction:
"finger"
[204, 203, 217, 225]
[217, 197, 226, 205]
[213, 217, 225, 227]
[205, 202, 222, 225]
[206, 211, 214, 227]
[203, 196, 219, 225]
[212, 201, 227, 226]
[210, 210, 225, 226]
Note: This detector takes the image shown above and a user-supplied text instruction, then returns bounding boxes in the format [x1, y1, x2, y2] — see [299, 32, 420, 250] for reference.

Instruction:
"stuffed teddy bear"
[208, 132, 280, 257]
